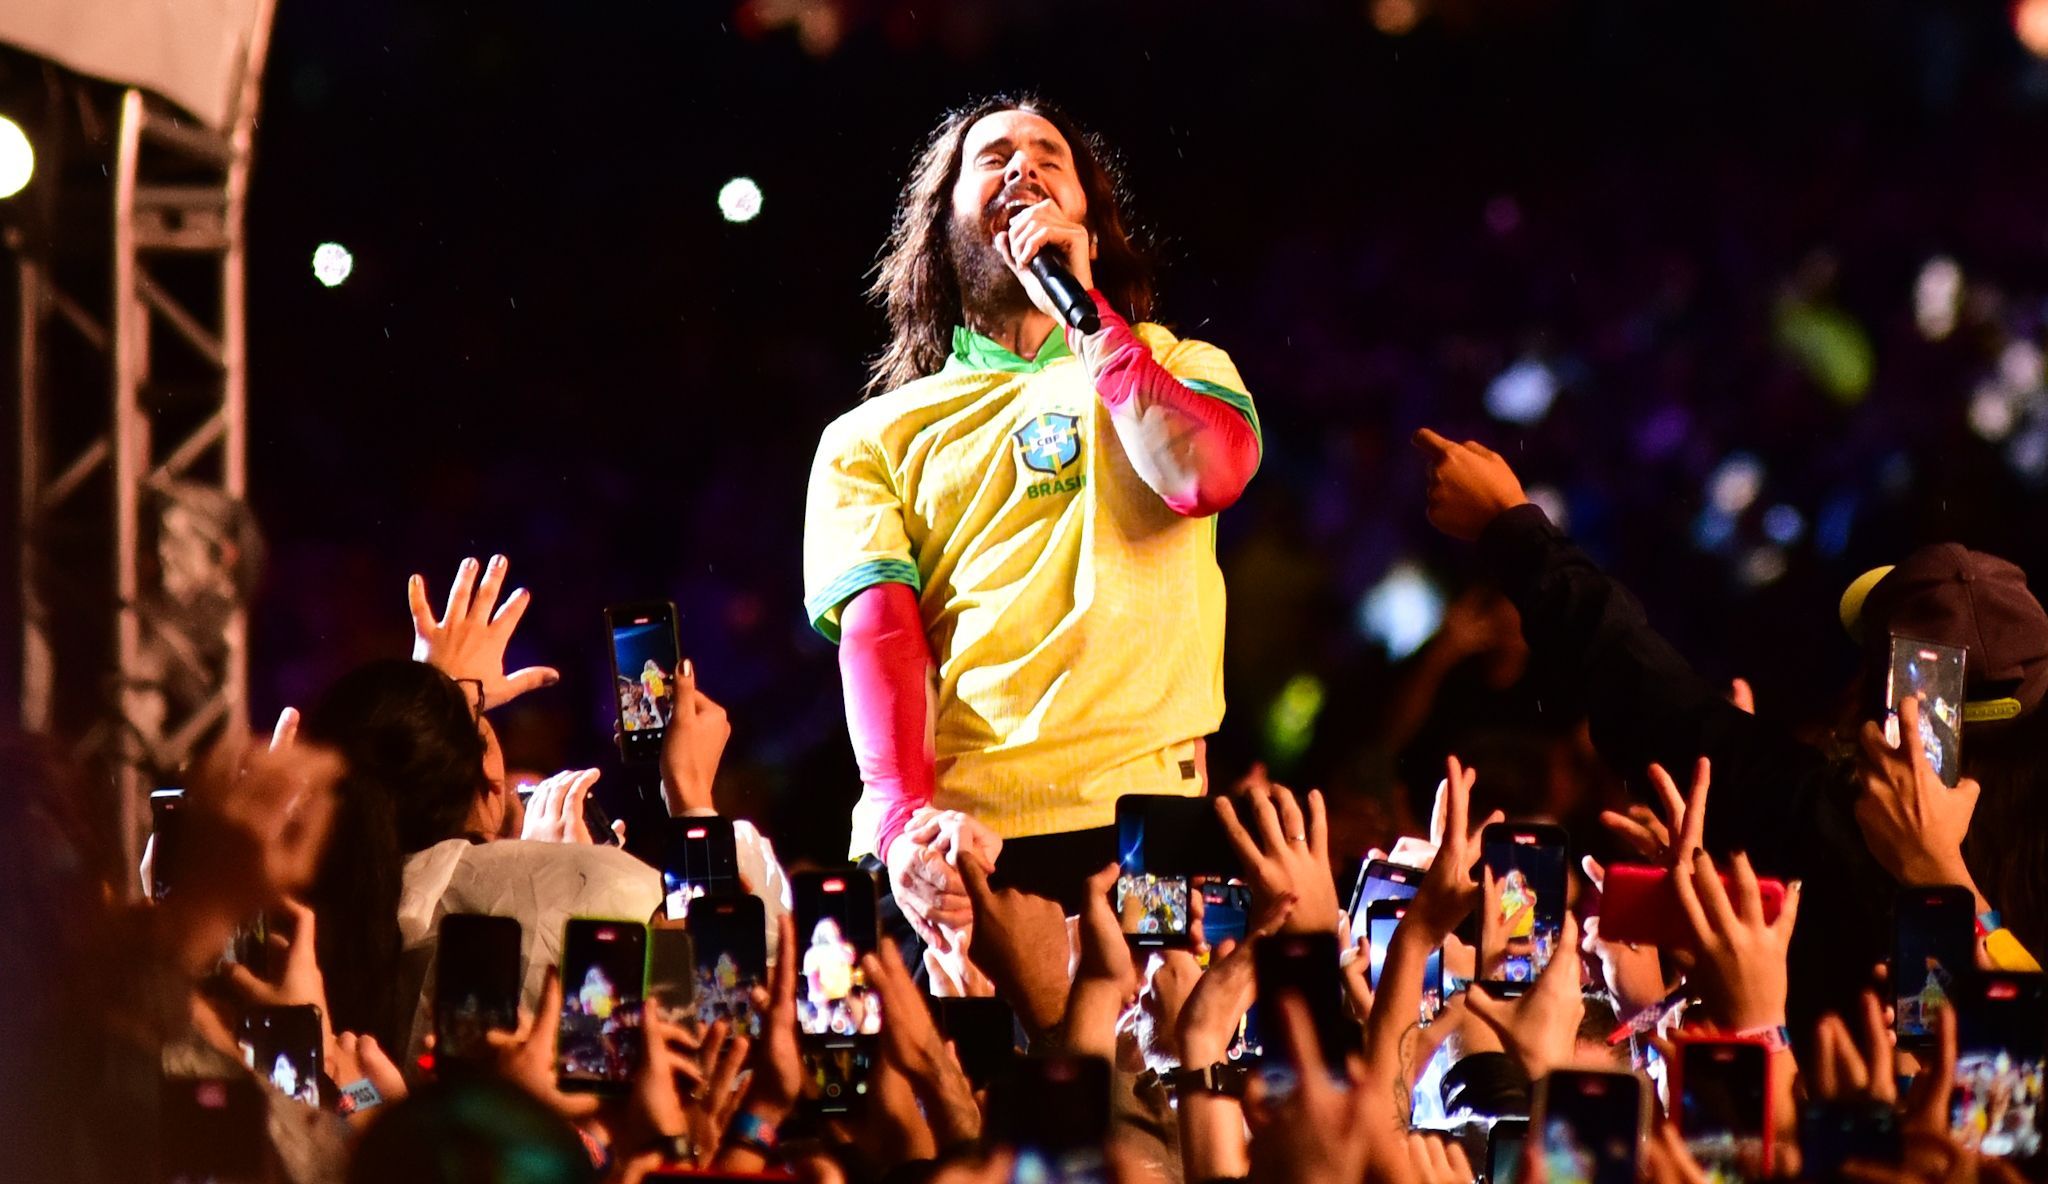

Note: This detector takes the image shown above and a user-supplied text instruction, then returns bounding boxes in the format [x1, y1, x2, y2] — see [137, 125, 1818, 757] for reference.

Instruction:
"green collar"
[944, 324, 1072, 375]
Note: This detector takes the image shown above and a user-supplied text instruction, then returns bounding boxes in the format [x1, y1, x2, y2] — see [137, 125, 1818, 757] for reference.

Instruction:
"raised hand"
[960, 858, 1072, 1039]
[1413, 428, 1532, 541]
[1855, 694, 1986, 906]
[658, 660, 731, 816]
[1603, 757, 1711, 867]
[1671, 850, 1802, 1031]
[1407, 756, 1504, 940]
[518, 767, 602, 843]
[407, 554, 560, 711]
[1214, 783, 1341, 934]
[1466, 913, 1588, 1078]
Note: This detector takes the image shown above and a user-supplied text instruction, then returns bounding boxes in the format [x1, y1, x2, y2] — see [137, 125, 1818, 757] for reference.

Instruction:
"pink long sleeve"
[837, 581, 934, 862]
[1074, 291, 1260, 517]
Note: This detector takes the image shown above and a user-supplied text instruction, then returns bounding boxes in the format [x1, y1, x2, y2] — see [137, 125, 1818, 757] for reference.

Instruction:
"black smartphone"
[149, 787, 184, 901]
[1200, 880, 1254, 950]
[1115, 793, 1242, 880]
[661, 817, 741, 922]
[933, 996, 1019, 1090]
[647, 928, 698, 1022]
[1481, 822, 1568, 984]
[1534, 1068, 1645, 1184]
[795, 869, 882, 1114]
[1488, 1117, 1529, 1184]
[687, 894, 766, 1038]
[1348, 857, 1423, 932]
[433, 913, 523, 1068]
[1678, 1038, 1771, 1179]
[238, 1004, 324, 1108]
[1365, 900, 1443, 1022]
[1885, 635, 1966, 787]
[160, 1074, 269, 1184]
[554, 918, 648, 1094]
[1251, 931, 1354, 1091]
[1951, 972, 2047, 1160]
[513, 776, 619, 848]
[1800, 1099, 1901, 1178]
[993, 1054, 1112, 1184]
[1894, 886, 1976, 1050]
[606, 600, 682, 765]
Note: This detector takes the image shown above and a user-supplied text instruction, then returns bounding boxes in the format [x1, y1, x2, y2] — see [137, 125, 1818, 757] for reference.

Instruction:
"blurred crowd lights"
[0, 114, 34, 199]
[1484, 356, 1558, 426]
[311, 242, 353, 287]
[719, 177, 763, 223]
[1915, 256, 1962, 341]
[1358, 561, 1446, 661]
[2018, 0, 2048, 59]
[1707, 452, 1765, 516]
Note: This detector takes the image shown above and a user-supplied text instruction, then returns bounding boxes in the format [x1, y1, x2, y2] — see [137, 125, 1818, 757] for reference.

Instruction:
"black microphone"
[1029, 254, 1101, 335]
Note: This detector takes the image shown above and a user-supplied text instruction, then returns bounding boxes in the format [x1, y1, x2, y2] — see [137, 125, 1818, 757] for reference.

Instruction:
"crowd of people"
[1, 429, 2043, 1184]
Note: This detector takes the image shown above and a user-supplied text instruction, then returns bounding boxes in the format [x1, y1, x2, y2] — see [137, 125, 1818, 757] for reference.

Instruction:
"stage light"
[0, 115, 34, 199]
[2000, 339, 2043, 391]
[1741, 546, 1789, 588]
[1525, 484, 1570, 532]
[1914, 256, 1961, 340]
[1370, 0, 1423, 36]
[1484, 356, 1557, 425]
[2018, 0, 2048, 58]
[718, 177, 763, 223]
[1708, 452, 1764, 515]
[1692, 507, 1737, 554]
[1761, 504, 1805, 546]
[2009, 425, 2048, 481]
[1358, 562, 1444, 660]
[1971, 380, 2019, 442]
[311, 242, 353, 287]
[1263, 673, 1326, 768]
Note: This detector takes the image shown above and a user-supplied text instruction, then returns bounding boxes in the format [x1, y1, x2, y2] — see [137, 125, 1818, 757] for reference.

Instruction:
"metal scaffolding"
[14, 0, 274, 888]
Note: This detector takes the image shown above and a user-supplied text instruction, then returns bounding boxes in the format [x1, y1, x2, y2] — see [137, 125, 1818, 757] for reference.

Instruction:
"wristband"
[1736, 1024, 1792, 1054]
[726, 1110, 780, 1155]
[1164, 1062, 1250, 1099]
[640, 1133, 695, 1165]
[1976, 910, 2004, 939]
[333, 1078, 384, 1117]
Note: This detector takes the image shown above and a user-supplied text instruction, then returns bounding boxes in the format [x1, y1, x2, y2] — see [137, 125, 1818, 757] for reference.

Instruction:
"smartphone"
[934, 997, 1019, 1090]
[554, 919, 648, 1093]
[1488, 1117, 1529, 1184]
[433, 914, 523, 1067]
[1597, 863, 1787, 949]
[238, 1004, 324, 1108]
[1534, 1068, 1647, 1184]
[1349, 858, 1423, 932]
[160, 1075, 269, 1183]
[796, 869, 882, 1114]
[1365, 900, 1443, 1022]
[687, 894, 766, 1038]
[993, 1055, 1112, 1184]
[1481, 822, 1568, 984]
[149, 787, 184, 900]
[647, 927, 698, 1022]
[1893, 886, 1975, 1050]
[1200, 880, 1254, 950]
[1678, 1038, 1771, 1181]
[606, 600, 682, 764]
[1251, 931, 1355, 1091]
[1116, 872, 1195, 949]
[1800, 1099, 1901, 1178]
[1885, 635, 1966, 787]
[661, 817, 740, 922]
[1950, 972, 2047, 1160]
[1115, 793, 1243, 880]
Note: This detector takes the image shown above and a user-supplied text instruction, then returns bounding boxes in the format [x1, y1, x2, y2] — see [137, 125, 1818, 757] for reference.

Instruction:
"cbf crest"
[1014, 413, 1081, 475]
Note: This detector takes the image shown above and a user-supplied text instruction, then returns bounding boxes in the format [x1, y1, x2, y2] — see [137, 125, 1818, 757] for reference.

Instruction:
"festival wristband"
[1976, 910, 2004, 939]
[1735, 1024, 1793, 1054]
[333, 1078, 384, 1118]
[726, 1110, 780, 1155]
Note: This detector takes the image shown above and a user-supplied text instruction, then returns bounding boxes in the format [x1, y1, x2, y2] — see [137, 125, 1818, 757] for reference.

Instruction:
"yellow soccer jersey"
[804, 322, 1260, 855]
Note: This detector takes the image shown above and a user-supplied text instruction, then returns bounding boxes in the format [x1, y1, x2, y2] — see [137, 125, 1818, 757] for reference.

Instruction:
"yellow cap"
[1837, 564, 1895, 640]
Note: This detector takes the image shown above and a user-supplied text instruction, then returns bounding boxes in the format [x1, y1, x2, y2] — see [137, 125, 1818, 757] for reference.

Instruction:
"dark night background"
[13, 1, 2048, 868]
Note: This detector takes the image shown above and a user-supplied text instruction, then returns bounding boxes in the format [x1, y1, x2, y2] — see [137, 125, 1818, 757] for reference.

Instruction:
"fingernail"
[1789, 879, 1804, 892]
[409, 574, 421, 588]
[682, 658, 695, 678]
[543, 671, 559, 685]
[490, 554, 506, 568]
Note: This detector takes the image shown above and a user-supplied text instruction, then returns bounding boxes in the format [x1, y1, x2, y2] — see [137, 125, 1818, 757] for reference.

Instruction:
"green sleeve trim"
[805, 558, 922, 644]
[1180, 377, 1263, 452]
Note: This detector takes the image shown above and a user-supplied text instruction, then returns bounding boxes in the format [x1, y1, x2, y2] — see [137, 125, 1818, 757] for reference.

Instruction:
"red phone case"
[1596, 863, 1785, 948]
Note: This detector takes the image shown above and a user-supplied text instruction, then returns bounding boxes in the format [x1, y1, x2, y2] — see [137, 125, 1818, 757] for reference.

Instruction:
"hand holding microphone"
[997, 198, 1102, 334]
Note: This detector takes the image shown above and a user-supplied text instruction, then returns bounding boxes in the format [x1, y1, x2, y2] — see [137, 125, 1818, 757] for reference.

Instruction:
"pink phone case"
[1597, 863, 1785, 948]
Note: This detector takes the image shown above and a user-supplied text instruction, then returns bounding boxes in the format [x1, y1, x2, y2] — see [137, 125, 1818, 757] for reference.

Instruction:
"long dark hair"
[864, 94, 1154, 398]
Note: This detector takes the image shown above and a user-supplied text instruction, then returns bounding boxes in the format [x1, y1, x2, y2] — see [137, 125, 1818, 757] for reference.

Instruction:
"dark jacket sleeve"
[1474, 505, 1828, 875]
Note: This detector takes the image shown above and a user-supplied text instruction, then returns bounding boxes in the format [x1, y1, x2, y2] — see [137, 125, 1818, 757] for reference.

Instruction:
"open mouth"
[988, 191, 1047, 232]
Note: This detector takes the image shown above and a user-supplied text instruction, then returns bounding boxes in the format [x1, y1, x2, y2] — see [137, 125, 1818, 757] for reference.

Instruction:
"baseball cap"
[1838, 543, 2048, 723]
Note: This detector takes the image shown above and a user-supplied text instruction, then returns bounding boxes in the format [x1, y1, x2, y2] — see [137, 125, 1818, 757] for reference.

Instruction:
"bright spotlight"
[1971, 380, 2019, 442]
[1525, 484, 1570, 532]
[1708, 452, 1765, 515]
[311, 242, 353, 288]
[0, 115, 34, 199]
[1913, 256, 1961, 341]
[1358, 562, 1445, 660]
[2018, 0, 2048, 59]
[1484, 356, 1558, 426]
[718, 177, 763, 223]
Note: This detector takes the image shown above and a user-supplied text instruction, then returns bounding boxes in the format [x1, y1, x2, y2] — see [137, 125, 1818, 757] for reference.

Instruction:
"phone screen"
[1365, 901, 1442, 1022]
[1894, 888, 1975, 1047]
[238, 1004, 323, 1108]
[1251, 931, 1354, 1091]
[607, 602, 681, 764]
[1951, 973, 2047, 1160]
[1885, 636, 1966, 787]
[1482, 824, 1568, 983]
[1538, 1070, 1642, 1184]
[1349, 858, 1422, 932]
[1116, 873, 1194, 948]
[995, 1055, 1112, 1184]
[795, 870, 882, 1039]
[687, 895, 766, 1038]
[1489, 1118, 1529, 1184]
[661, 817, 740, 922]
[434, 914, 523, 1065]
[934, 997, 1018, 1090]
[555, 919, 648, 1092]
[1200, 881, 1253, 950]
[1115, 794, 1241, 879]
[647, 928, 697, 1022]
[1680, 1041, 1768, 1181]
[161, 1075, 268, 1184]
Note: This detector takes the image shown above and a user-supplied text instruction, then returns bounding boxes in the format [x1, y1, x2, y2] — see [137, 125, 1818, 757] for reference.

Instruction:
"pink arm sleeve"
[1076, 291, 1260, 517]
[837, 582, 935, 861]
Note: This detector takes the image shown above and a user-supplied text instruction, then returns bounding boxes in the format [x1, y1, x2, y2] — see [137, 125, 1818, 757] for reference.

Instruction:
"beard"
[946, 204, 1034, 326]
